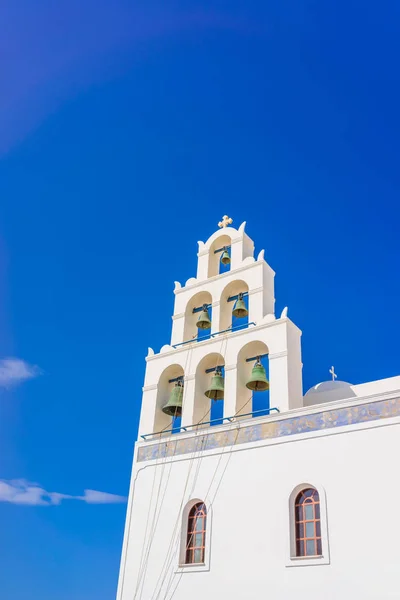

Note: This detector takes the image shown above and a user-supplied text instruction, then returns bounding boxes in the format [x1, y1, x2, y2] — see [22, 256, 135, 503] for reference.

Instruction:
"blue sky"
[1, 0, 400, 598]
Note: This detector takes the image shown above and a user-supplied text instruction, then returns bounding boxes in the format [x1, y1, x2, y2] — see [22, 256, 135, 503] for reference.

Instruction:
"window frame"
[286, 483, 330, 567]
[177, 499, 212, 573]
[185, 502, 207, 565]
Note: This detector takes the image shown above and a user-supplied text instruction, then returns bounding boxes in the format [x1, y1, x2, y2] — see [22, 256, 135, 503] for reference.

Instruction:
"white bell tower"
[138, 217, 303, 439]
[117, 217, 303, 600]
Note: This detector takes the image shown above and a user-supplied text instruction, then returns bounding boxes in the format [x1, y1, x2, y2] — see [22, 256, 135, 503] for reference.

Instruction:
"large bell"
[221, 247, 230, 265]
[246, 358, 269, 392]
[232, 292, 248, 318]
[205, 367, 224, 400]
[162, 381, 184, 417]
[196, 304, 211, 330]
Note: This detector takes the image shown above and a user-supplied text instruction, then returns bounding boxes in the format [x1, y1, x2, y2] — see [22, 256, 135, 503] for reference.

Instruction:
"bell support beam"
[192, 303, 212, 314]
[246, 353, 268, 362]
[227, 291, 249, 302]
[168, 375, 184, 383]
[213, 245, 231, 254]
[205, 366, 224, 373]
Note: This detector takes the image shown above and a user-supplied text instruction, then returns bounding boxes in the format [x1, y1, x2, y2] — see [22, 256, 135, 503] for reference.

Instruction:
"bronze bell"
[196, 304, 211, 330]
[205, 366, 224, 400]
[246, 358, 269, 391]
[221, 247, 230, 265]
[162, 381, 184, 417]
[232, 292, 248, 318]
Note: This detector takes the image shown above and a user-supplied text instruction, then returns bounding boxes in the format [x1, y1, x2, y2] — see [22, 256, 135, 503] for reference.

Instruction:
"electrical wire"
[135, 337, 207, 600]
[160, 376, 255, 599]
[149, 334, 229, 600]
[162, 417, 244, 600]
[163, 390, 253, 600]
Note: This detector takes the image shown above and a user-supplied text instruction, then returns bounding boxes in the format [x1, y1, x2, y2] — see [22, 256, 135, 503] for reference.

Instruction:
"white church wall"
[352, 375, 400, 398]
[117, 407, 400, 600]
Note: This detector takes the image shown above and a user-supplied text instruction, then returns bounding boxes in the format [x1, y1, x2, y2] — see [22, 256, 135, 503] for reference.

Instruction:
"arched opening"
[220, 279, 249, 333]
[294, 488, 322, 557]
[180, 499, 211, 567]
[185, 501, 207, 564]
[208, 234, 232, 278]
[194, 352, 225, 427]
[183, 291, 213, 344]
[155, 363, 185, 434]
[236, 341, 269, 418]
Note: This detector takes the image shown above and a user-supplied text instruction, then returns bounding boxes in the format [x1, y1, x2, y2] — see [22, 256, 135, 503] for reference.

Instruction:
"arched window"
[185, 502, 207, 564]
[295, 488, 322, 557]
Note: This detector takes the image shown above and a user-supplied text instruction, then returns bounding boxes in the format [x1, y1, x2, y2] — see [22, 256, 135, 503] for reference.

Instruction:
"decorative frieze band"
[137, 396, 400, 462]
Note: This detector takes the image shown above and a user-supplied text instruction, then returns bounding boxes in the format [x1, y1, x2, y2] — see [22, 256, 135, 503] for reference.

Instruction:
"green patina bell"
[162, 381, 184, 417]
[205, 367, 224, 400]
[246, 358, 269, 392]
[232, 292, 248, 318]
[196, 304, 211, 330]
[221, 247, 231, 265]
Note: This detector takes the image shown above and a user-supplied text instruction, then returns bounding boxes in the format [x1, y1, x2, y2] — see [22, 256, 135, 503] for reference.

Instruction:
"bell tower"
[117, 217, 303, 600]
[137, 217, 303, 440]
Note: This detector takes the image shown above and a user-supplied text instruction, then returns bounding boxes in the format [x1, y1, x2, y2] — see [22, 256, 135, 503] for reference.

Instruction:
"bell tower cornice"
[173, 252, 274, 294]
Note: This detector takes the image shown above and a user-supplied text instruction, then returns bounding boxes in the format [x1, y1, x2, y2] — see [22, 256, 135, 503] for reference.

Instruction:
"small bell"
[221, 246, 230, 265]
[246, 358, 269, 392]
[205, 366, 225, 400]
[196, 304, 211, 330]
[162, 381, 184, 417]
[232, 292, 248, 319]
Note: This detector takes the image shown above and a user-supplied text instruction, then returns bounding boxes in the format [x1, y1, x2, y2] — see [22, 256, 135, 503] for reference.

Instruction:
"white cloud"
[80, 489, 128, 504]
[0, 479, 126, 506]
[0, 358, 41, 388]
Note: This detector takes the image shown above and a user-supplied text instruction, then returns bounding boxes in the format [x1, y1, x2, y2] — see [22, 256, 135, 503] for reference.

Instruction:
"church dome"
[304, 379, 355, 406]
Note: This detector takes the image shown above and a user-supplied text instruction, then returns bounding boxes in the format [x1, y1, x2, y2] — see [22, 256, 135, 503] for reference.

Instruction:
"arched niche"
[208, 234, 231, 278]
[194, 352, 225, 427]
[219, 279, 249, 333]
[184, 290, 213, 343]
[236, 340, 269, 418]
[154, 363, 185, 434]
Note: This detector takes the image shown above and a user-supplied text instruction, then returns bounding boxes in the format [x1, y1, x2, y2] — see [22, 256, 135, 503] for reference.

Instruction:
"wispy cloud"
[0, 479, 126, 506]
[0, 358, 41, 388]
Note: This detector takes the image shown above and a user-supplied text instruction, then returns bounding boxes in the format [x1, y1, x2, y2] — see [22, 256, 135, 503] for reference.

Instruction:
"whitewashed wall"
[117, 404, 400, 600]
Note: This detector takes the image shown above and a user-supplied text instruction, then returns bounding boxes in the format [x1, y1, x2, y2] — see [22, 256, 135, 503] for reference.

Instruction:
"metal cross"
[218, 215, 233, 228]
[329, 366, 337, 381]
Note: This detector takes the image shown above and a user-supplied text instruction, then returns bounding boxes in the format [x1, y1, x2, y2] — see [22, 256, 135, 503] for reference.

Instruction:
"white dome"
[304, 380, 355, 406]
[305, 380, 353, 395]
